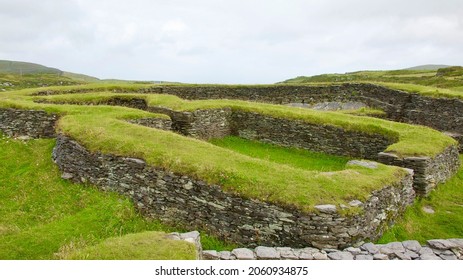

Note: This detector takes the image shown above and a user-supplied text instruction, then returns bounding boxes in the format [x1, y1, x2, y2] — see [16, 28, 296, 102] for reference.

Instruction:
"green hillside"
[0, 60, 62, 75]
[281, 66, 463, 92]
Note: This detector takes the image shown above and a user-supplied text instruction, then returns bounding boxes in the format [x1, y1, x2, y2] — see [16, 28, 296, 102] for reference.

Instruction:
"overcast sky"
[0, 0, 462, 83]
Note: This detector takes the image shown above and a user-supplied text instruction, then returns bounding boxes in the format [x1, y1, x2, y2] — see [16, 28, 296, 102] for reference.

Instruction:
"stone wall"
[52, 134, 415, 249]
[145, 106, 460, 196]
[378, 146, 461, 196]
[150, 84, 463, 147]
[203, 239, 463, 260]
[127, 118, 172, 131]
[148, 107, 231, 140]
[230, 111, 395, 160]
[0, 108, 58, 138]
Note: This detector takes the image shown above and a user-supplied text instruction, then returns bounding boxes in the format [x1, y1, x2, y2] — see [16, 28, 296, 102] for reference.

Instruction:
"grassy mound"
[64, 231, 197, 260]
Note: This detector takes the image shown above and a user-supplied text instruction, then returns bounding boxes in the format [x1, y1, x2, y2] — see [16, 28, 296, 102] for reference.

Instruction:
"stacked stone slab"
[144, 105, 460, 196]
[0, 108, 57, 138]
[203, 239, 463, 260]
[150, 83, 463, 150]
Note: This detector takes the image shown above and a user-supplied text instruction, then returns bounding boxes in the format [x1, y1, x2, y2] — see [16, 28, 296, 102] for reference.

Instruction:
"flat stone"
[419, 247, 434, 255]
[448, 239, 463, 249]
[439, 254, 458, 260]
[347, 160, 378, 169]
[344, 247, 362, 255]
[427, 239, 459, 250]
[255, 246, 280, 260]
[165, 232, 181, 240]
[404, 250, 420, 259]
[420, 254, 442, 260]
[355, 255, 374, 260]
[276, 247, 298, 260]
[203, 250, 219, 260]
[218, 251, 233, 260]
[422, 206, 435, 214]
[126, 157, 145, 165]
[373, 254, 389, 260]
[328, 251, 354, 260]
[361, 243, 379, 254]
[61, 172, 74, 180]
[380, 242, 405, 256]
[180, 231, 200, 241]
[395, 252, 411, 260]
[348, 200, 363, 207]
[313, 252, 329, 260]
[402, 240, 422, 252]
[232, 248, 255, 260]
[314, 204, 337, 214]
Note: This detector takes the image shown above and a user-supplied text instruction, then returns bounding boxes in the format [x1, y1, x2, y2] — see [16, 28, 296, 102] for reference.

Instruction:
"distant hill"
[0, 60, 62, 75]
[0, 59, 100, 81]
[403, 64, 453, 71]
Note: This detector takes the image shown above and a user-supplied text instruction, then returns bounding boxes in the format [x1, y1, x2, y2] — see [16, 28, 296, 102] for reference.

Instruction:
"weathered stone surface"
[276, 247, 298, 260]
[0, 108, 57, 138]
[328, 251, 354, 260]
[355, 255, 374, 260]
[218, 251, 234, 260]
[422, 206, 435, 214]
[402, 240, 422, 252]
[420, 254, 442, 260]
[313, 252, 329, 260]
[203, 250, 219, 260]
[344, 247, 362, 255]
[231, 248, 255, 260]
[255, 246, 280, 260]
[427, 239, 459, 250]
[373, 254, 389, 260]
[348, 200, 363, 208]
[314, 204, 337, 214]
[361, 243, 380, 254]
[347, 160, 378, 169]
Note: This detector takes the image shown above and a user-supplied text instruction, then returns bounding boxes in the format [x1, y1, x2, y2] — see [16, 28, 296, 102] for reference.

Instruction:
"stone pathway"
[202, 239, 463, 260]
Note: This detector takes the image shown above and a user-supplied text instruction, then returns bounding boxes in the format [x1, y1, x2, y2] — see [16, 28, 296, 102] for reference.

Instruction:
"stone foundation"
[52, 134, 415, 249]
[0, 108, 58, 138]
[378, 146, 460, 196]
[203, 239, 463, 260]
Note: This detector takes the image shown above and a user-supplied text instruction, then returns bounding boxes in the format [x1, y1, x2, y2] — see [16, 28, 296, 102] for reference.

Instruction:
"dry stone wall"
[145, 106, 459, 196]
[52, 134, 414, 249]
[203, 239, 463, 260]
[151, 84, 463, 148]
[0, 108, 57, 138]
[231, 111, 394, 160]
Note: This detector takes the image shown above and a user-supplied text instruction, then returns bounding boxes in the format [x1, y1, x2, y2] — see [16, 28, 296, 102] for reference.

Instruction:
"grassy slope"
[64, 232, 196, 260]
[0, 136, 207, 259]
[379, 155, 463, 243]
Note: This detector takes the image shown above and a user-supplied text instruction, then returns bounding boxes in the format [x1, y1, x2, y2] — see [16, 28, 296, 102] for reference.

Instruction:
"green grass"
[210, 136, 349, 172]
[0, 136, 225, 259]
[64, 231, 196, 260]
[379, 155, 463, 244]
